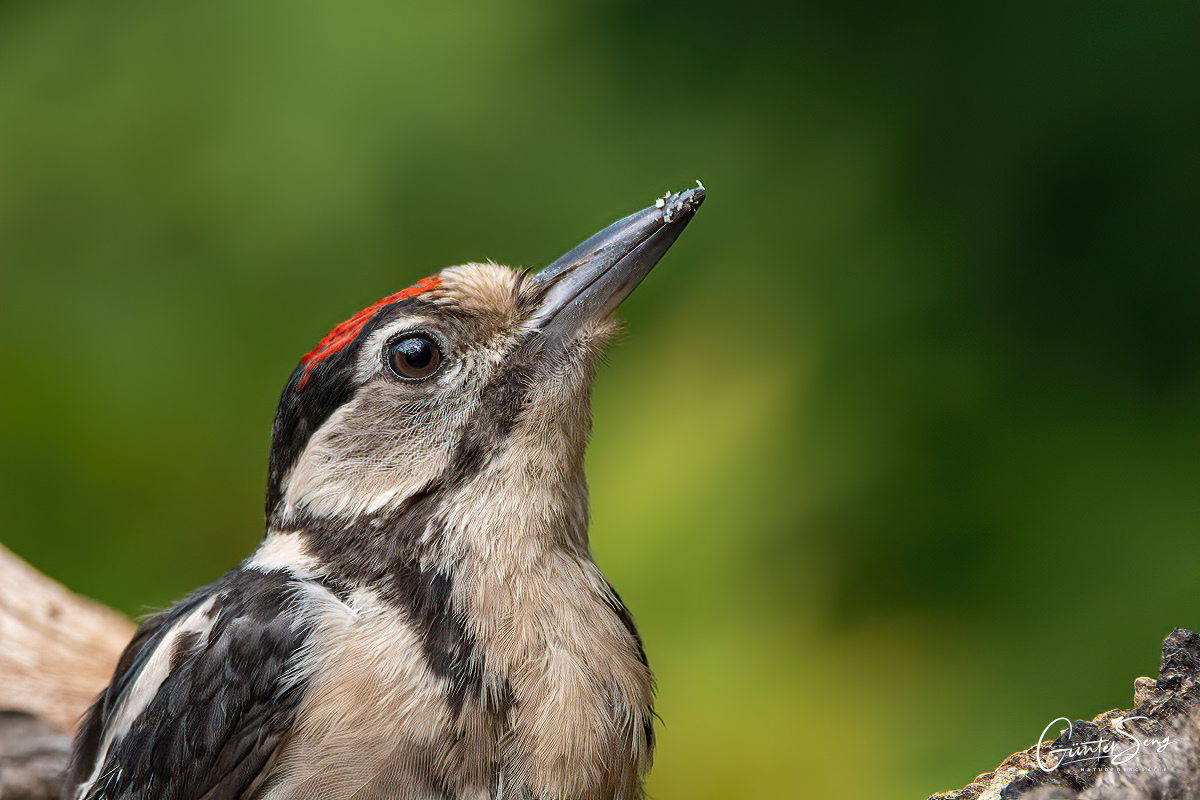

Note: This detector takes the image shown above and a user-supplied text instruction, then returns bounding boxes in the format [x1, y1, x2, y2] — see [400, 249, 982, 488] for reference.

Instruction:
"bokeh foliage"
[1, 2, 1196, 797]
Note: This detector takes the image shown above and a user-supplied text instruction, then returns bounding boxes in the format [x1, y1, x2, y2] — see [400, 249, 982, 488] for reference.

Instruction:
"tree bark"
[0, 544, 133, 799]
[0, 544, 133, 732]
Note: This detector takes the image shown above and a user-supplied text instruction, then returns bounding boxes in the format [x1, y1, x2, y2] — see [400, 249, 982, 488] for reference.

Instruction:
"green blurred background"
[1, 2, 1197, 797]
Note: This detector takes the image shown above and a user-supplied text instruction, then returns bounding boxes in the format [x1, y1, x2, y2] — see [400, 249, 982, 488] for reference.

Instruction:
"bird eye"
[386, 335, 442, 380]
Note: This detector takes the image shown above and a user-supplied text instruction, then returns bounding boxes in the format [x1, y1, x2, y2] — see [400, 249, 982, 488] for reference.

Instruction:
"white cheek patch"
[279, 387, 462, 522]
[280, 330, 519, 524]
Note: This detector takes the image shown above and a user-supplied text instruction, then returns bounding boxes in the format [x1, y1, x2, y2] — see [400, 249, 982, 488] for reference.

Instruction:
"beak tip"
[656, 180, 706, 224]
[529, 182, 707, 331]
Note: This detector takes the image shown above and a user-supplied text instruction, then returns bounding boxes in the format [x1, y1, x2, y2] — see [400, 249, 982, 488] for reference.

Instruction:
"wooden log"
[0, 544, 133, 733]
[0, 710, 73, 800]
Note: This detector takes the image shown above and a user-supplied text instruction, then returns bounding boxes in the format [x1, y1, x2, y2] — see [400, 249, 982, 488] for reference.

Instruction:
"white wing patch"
[248, 531, 322, 578]
[76, 596, 218, 799]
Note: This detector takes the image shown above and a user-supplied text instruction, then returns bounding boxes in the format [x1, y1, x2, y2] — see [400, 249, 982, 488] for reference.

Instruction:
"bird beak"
[527, 183, 705, 341]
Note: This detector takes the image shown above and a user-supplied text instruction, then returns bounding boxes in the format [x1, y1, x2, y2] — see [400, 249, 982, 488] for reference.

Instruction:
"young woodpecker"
[64, 186, 705, 800]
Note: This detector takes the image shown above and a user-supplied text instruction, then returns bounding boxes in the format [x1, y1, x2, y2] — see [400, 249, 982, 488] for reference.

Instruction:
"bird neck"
[258, 451, 592, 593]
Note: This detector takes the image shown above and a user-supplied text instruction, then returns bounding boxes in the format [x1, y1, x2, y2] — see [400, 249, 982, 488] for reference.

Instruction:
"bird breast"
[261, 564, 652, 800]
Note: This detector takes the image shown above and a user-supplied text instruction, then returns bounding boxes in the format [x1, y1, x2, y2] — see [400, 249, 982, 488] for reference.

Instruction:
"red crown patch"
[298, 275, 441, 387]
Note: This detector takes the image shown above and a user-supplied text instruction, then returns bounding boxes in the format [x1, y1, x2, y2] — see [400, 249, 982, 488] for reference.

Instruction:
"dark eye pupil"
[401, 339, 431, 368]
[388, 336, 441, 379]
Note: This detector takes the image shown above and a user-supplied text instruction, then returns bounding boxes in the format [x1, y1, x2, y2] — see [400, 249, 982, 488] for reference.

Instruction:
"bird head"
[264, 186, 704, 544]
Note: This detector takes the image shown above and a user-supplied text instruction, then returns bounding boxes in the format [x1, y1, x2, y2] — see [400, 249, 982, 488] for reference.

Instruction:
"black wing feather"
[64, 598, 189, 797]
[64, 569, 312, 800]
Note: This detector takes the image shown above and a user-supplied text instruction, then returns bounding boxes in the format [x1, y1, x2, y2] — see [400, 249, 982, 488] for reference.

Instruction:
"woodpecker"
[63, 185, 705, 800]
